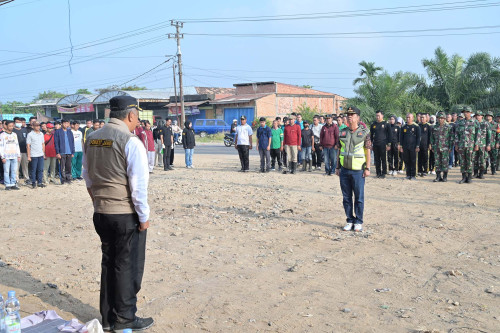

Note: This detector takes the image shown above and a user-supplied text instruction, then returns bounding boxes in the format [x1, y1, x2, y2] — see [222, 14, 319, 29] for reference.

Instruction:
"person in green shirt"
[338, 115, 348, 130]
[270, 120, 284, 171]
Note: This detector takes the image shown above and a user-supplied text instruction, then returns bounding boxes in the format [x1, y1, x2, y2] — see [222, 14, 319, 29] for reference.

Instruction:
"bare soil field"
[1, 150, 499, 333]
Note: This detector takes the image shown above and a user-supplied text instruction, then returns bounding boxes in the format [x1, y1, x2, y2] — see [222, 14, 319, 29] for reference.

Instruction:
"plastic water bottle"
[0, 293, 6, 333]
[4, 291, 20, 333]
[123, 330, 132, 333]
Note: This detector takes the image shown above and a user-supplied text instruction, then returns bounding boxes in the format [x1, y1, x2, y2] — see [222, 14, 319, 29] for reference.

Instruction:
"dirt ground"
[0, 148, 499, 333]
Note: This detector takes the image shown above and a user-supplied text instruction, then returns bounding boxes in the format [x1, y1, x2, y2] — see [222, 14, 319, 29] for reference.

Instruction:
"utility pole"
[172, 62, 179, 125]
[168, 20, 185, 127]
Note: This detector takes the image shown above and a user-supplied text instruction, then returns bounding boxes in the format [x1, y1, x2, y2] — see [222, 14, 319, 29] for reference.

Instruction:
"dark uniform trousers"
[387, 144, 399, 171]
[93, 213, 147, 325]
[237, 145, 250, 170]
[372, 143, 388, 176]
[418, 148, 429, 174]
[429, 150, 435, 171]
[163, 146, 172, 170]
[312, 142, 323, 168]
[403, 149, 417, 177]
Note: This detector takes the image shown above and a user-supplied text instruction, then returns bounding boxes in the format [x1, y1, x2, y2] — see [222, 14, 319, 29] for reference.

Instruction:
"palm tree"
[353, 61, 383, 86]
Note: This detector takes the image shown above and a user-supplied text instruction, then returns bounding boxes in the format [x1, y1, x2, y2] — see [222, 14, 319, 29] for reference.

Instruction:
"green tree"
[353, 61, 383, 86]
[34, 90, 65, 101]
[76, 88, 92, 95]
[0, 101, 27, 114]
[421, 47, 500, 110]
[95, 85, 147, 94]
[295, 102, 319, 123]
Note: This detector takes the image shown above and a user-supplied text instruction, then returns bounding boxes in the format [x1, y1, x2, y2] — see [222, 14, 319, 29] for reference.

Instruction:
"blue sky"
[0, 0, 499, 103]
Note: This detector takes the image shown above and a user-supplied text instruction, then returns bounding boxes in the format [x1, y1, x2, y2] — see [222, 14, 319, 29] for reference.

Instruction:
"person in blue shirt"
[256, 117, 272, 173]
[54, 119, 75, 184]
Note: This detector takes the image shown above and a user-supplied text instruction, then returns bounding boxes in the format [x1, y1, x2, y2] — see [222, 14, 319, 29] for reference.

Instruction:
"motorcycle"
[224, 133, 235, 147]
[174, 133, 183, 146]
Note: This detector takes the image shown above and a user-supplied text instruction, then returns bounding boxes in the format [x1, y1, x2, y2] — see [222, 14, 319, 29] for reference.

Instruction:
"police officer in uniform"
[82, 96, 154, 332]
[387, 115, 400, 176]
[399, 113, 421, 180]
[335, 107, 372, 232]
[370, 110, 391, 178]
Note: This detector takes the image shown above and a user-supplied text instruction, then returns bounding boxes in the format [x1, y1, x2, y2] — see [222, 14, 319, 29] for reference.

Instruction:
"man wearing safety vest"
[335, 106, 372, 232]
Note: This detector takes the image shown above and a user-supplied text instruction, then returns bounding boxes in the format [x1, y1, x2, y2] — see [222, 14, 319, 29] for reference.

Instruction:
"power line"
[119, 58, 173, 87]
[67, 0, 73, 73]
[178, 0, 500, 22]
[0, 49, 166, 59]
[0, 36, 168, 79]
[184, 24, 500, 39]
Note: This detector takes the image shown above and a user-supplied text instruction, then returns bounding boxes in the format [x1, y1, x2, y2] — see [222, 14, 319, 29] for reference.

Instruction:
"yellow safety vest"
[339, 126, 369, 170]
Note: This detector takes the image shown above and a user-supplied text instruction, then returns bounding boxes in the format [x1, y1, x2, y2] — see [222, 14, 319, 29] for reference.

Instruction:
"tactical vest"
[84, 118, 136, 215]
[339, 126, 369, 170]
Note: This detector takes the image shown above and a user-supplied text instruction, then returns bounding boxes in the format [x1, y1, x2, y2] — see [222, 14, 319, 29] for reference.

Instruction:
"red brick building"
[210, 81, 346, 124]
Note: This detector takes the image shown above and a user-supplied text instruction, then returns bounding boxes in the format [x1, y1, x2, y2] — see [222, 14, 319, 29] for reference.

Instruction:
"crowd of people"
[0, 115, 196, 190]
[232, 107, 500, 183]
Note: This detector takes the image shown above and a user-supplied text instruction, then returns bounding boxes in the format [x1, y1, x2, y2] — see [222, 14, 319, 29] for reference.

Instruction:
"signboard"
[169, 106, 200, 116]
[57, 104, 95, 114]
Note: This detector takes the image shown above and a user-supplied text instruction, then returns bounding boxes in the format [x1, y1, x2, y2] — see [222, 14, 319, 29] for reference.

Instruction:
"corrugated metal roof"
[165, 101, 209, 107]
[210, 93, 272, 105]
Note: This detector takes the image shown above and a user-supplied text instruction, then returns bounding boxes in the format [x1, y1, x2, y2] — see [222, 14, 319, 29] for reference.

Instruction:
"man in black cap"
[82, 95, 154, 332]
[336, 107, 371, 232]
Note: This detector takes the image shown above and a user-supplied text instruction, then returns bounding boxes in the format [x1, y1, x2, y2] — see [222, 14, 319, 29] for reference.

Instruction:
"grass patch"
[197, 132, 226, 143]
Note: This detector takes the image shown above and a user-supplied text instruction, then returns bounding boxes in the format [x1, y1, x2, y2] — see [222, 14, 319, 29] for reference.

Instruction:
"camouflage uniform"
[431, 112, 454, 174]
[454, 106, 479, 183]
[485, 110, 498, 174]
[473, 110, 491, 177]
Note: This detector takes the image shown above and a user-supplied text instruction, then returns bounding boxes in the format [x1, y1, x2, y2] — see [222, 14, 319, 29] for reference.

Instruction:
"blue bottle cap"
[7, 291, 15, 298]
[123, 329, 132, 333]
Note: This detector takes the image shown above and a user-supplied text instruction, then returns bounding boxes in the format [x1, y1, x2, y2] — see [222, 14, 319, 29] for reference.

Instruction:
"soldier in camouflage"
[430, 111, 454, 182]
[496, 112, 500, 171]
[485, 110, 498, 175]
[473, 110, 491, 179]
[454, 106, 479, 184]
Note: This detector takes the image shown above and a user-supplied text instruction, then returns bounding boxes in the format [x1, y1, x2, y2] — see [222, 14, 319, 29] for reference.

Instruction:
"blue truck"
[193, 119, 231, 137]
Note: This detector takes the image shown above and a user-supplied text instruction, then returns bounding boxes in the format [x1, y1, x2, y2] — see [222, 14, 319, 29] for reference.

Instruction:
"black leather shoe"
[113, 317, 154, 332]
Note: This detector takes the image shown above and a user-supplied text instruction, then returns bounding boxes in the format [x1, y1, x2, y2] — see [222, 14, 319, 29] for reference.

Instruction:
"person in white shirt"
[0, 121, 21, 190]
[26, 122, 46, 189]
[234, 115, 253, 172]
[71, 121, 84, 180]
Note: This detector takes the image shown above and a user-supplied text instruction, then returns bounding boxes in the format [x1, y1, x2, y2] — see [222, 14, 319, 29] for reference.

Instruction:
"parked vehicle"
[224, 133, 235, 147]
[193, 119, 231, 137]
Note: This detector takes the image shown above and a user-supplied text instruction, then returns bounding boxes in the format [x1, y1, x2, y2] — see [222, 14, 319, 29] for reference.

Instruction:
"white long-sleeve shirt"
[82, 136, 150, 223]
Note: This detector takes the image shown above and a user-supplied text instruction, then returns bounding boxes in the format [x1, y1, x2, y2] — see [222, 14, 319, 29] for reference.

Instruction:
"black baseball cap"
[110, 96, 142, 112]
[259, 117, 266, 122]
[346, 106, 361, 115]
[325, 114, 332, 118]
[240, 115, 247, 120]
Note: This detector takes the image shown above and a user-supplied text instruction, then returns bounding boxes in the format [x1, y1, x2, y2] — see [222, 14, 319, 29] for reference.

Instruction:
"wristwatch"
[364, 167, 370, 170]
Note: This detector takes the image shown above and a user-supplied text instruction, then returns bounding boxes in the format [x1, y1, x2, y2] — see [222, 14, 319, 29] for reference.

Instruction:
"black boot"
[459, 172, 467, 184]
[478, 170, 484, 179]
[302, 161, 307, 172]
[308, 160, 312, 172]
[442, 171, 448, 182]
[433, 172, 441, 182]
[473, 169, 478, 178]
[466, 172, 472, 183]
[291, 162, 296, 174]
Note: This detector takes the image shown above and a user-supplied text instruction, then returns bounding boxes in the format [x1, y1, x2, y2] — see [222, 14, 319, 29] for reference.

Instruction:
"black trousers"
[398, 151, 404, 170]
[237, 145, 250, 170]
[418, 148, 429, 173]
[170, 148, 174, 165]
[270, 148, 282, 168]
[93, 213, 147, 325]
[59, 154, 72, 183]
[163, 145, 172, 170]
[387, 144, 399, 171]
[312, 142, 323, 167]
[403, 148, 417, 177]
[373, 144, 387, 176]
[281, 149, 287, 167]
[429, 150, 435, 171]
